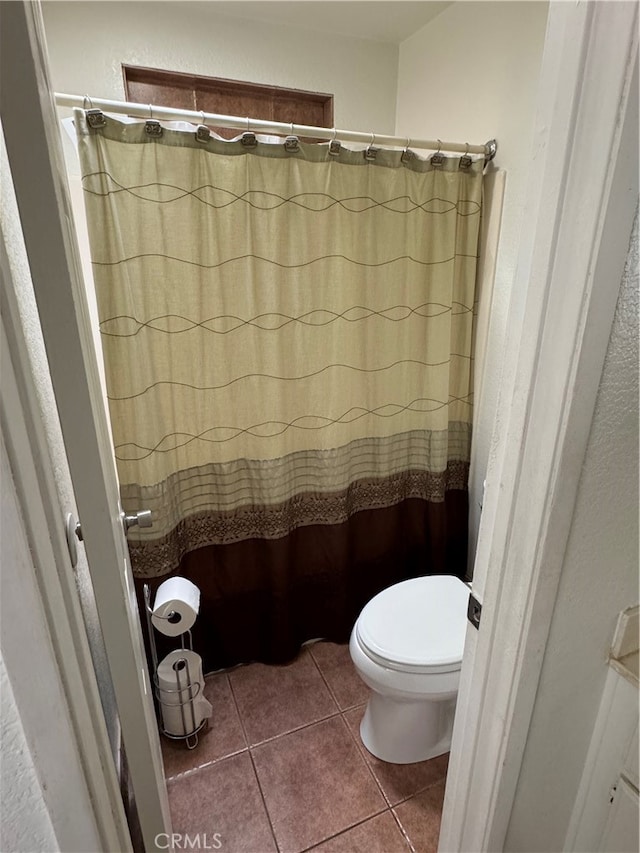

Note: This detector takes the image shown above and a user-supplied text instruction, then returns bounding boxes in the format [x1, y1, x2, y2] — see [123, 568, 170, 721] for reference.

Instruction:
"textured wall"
[505, 208, 639, 851]
[42, 1, 399, 134]
[0, 431, 102, 851]
[395, 1, 549, 554]
[0, 653, 57, 853]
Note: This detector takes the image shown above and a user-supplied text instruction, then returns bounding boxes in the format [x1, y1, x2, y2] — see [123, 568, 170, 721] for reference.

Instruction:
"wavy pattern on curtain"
[76, 112, 482, 588]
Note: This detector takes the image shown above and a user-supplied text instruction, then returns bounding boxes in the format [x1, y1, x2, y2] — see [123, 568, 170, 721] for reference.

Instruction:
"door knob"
[123, 509, 153, 531]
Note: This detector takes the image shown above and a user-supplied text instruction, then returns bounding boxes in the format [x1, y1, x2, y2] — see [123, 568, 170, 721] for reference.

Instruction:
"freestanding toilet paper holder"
[143, 583, 208, 749]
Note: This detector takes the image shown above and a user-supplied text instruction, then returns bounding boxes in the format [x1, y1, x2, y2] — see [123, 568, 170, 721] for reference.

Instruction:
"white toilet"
[349, 574, 469, 764]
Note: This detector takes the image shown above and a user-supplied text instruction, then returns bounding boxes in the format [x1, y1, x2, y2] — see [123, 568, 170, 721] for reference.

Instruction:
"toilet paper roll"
[152, 576, 200, 637]
[156, 649, 212, 737]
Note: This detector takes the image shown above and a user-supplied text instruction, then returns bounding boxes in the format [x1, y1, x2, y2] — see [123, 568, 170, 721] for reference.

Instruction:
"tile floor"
[163, 642, 448, 853]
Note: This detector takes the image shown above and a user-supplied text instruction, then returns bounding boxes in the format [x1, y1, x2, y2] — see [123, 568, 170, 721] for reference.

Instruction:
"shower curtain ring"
[365, 132, 378, 161]
[144, 103, 163, 136]
[284, 121, 300, 152]
[241, 117, 257, 148]
[459, 142, 473, 170]
[83, 94, 106, 129]
[431, 139, 445, 167]
[195, 111, 210, 142]
[329, 127, 340, 156]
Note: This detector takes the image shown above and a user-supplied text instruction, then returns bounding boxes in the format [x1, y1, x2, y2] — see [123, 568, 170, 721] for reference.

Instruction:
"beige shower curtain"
[77, 110, 482, 664]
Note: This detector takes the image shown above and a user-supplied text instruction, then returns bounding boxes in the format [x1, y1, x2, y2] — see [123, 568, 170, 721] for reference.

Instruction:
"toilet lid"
[356, 575, 469, 670]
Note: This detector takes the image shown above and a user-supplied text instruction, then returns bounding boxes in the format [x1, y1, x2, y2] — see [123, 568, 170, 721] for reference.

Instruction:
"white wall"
[505, 209, 639, 851]
[395, 1, 549, 550]
[41, 0, 399, 134]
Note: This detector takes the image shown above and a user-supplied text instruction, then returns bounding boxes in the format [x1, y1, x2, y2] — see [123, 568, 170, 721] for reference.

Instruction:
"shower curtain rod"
[55, 92, 497, 160]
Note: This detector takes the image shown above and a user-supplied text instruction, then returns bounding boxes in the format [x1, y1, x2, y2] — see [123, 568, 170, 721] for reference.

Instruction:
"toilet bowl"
[349, 574, 469, 764]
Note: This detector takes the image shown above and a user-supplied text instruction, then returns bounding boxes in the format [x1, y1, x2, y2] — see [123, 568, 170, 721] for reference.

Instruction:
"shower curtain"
[76, 110, 483, 668]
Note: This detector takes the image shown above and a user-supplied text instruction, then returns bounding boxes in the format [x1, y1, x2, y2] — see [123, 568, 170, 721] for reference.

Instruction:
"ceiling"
[201, 2, 453, 44]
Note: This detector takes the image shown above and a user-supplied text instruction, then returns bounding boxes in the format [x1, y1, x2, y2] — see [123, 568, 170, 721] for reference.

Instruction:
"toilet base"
[359, 691, 456, 764]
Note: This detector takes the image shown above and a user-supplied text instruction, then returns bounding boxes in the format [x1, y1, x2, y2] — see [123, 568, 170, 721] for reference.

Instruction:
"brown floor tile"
[309, 641, 371, 710]
[393, 780, 446, 853]
[308, 811, 412, 852]
[252, 715, 386, 853]
[167, 751, 277, 852]
[162, 672, 247, 779]
[229, 649, 338, 745]
[344, 706, 449, 806]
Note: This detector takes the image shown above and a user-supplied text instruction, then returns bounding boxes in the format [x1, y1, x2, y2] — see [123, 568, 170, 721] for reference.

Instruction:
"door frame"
[440, 2, 638, 850]
[0, 3, 171, 850]
[1, 1, 637, 851]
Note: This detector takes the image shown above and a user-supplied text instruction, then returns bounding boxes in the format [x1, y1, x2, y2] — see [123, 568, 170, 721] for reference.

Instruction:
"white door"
[0, 4, 171, 850]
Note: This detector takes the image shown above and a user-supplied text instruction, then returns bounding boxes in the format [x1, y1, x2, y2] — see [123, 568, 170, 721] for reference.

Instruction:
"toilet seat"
[356, 575, 468, 674]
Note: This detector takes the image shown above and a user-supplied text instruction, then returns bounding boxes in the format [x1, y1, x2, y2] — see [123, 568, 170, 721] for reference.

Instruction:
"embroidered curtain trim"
[129, 461, 469, 577]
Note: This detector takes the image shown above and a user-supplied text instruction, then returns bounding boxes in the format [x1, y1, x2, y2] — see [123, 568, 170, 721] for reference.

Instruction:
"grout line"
[308, 641, 372, 715]
[163, 744, 249, 782]
[339, 707, 394, 808]
[225, 663, 287, 849]
[225, 646, 342, 748]
[336, 711, 394, 812]
[297, 805, 390, 853]
[340, 707, 450, 811]
[247, 748, 282, 853]
[227, 644, 343, 749]
[249, 707, 386, 853]
[391, 771, 450, 808]
[307, 642, 343, 712]
[248, 708, 341, 750]
[225, 670, 251, 749]
[389, 806, 418, 853]
[392, 776, 449, 853]
[339, 699, 370, 712]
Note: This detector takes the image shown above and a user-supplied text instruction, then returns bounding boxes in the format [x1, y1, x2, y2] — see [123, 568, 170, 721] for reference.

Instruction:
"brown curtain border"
[129, 462, 468, 577]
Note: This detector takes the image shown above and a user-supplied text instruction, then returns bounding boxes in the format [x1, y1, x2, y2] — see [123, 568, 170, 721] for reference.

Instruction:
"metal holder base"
[144, 583, 208, 749]
[153, 665, 208, 749]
